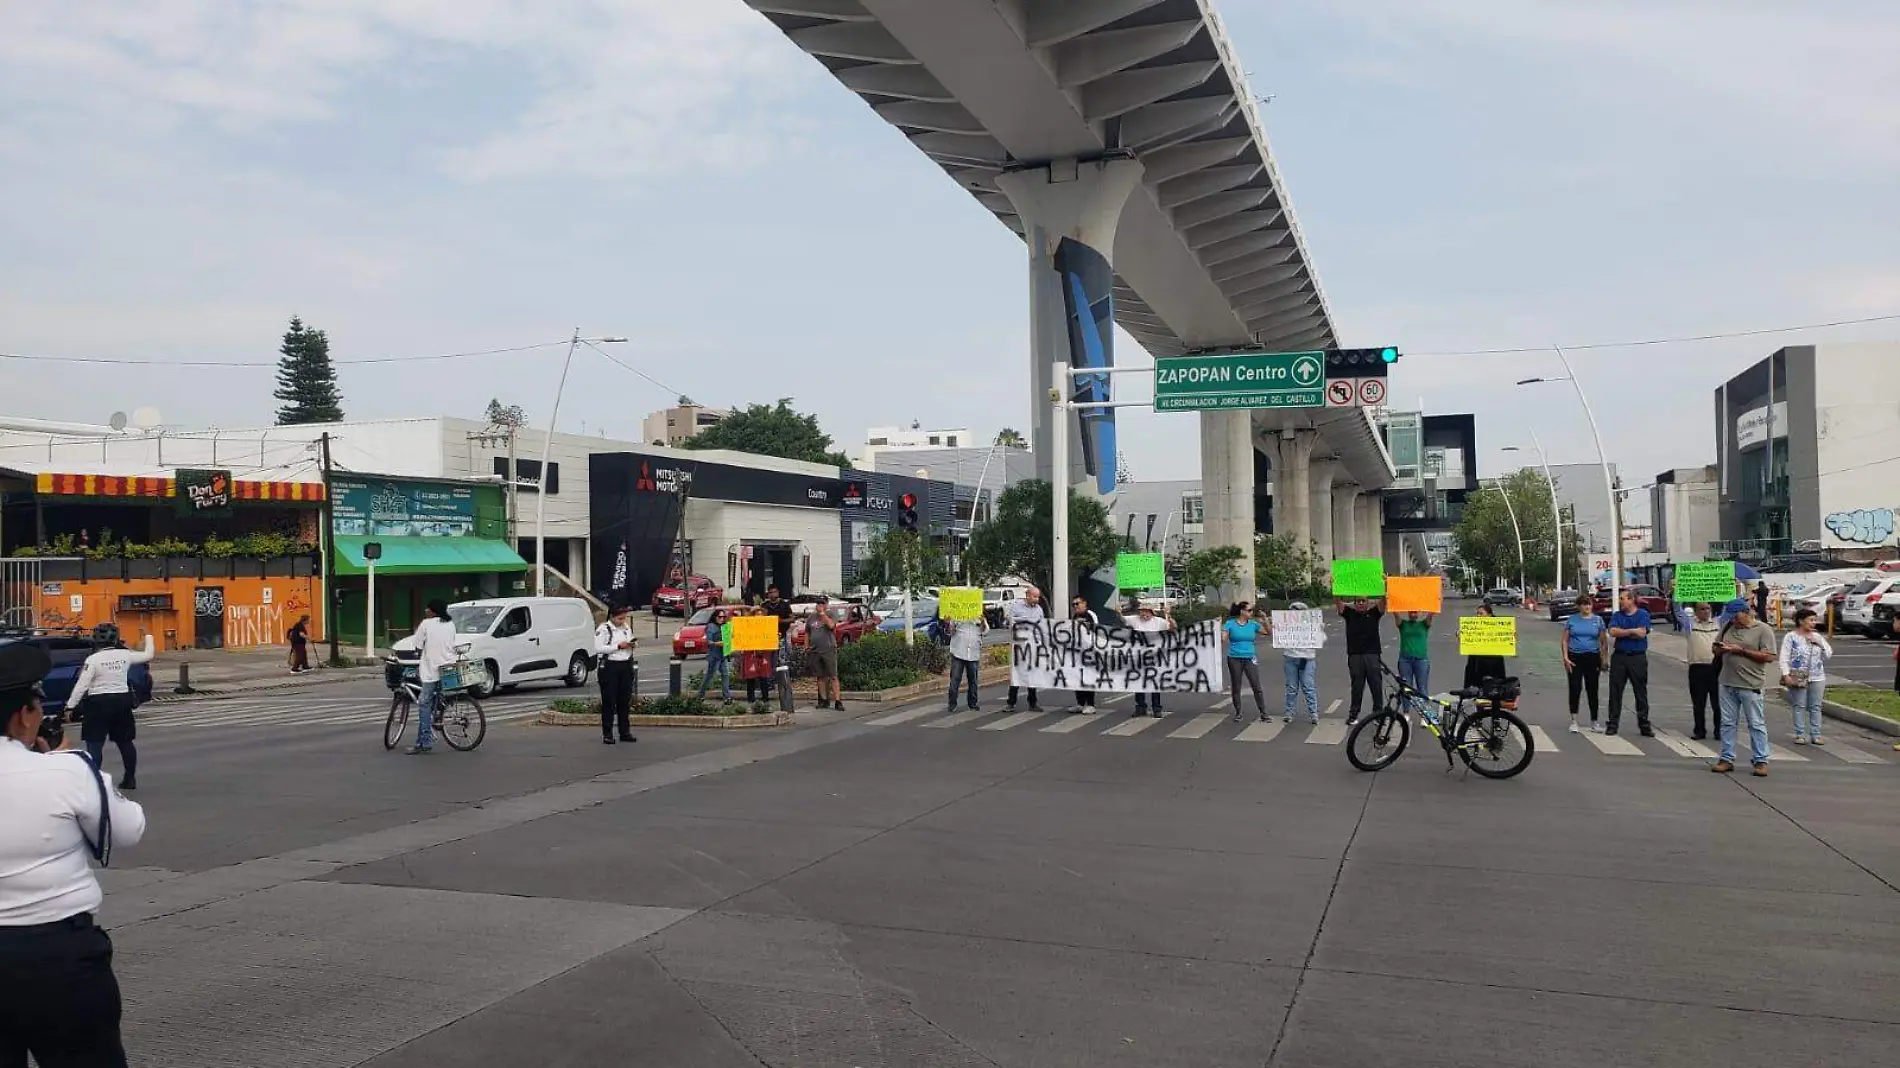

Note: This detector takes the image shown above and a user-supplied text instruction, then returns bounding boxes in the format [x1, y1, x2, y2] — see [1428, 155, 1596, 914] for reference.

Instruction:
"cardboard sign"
[1385, 576, 1442, 614]
[1116, 551, 1166, 590]
[1459, 616, 1518, 657]
[1331, 559, 1386, 598]
[1011, 620, 1222, 693]
[939, 587, 983, 622]
[728, 615, 780, 652]
[1270, 609, 1326, 650]
[1674, 560, 1737, 603]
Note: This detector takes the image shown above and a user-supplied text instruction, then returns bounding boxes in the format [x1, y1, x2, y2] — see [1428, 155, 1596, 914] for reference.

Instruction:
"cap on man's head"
[1726, 599, 1751, 616]
[0, 642, 53, 695]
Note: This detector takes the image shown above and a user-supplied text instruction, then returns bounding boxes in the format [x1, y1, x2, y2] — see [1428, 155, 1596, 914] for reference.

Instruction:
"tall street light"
[1517, 346, 1619, 608]
[533, 330, 629, 595]
[1482, 476, 1526, 594]
[1503, 435, 1564, 594]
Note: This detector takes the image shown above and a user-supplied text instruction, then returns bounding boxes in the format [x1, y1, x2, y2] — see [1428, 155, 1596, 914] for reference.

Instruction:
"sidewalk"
[1647, 624, 1900, 738]
[150, 643, 383, 702]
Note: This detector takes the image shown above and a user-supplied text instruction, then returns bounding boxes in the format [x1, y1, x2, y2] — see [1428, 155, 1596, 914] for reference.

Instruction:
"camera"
[37, 705, 68, 749]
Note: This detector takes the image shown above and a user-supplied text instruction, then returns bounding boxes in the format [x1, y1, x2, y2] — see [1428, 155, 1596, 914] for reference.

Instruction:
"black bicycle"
[1346, 664, 1534, 779]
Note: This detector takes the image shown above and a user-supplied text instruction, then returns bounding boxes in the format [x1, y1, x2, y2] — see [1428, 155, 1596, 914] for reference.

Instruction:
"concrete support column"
[1352, 496, 1376, 559]
[1308, 459, 1338, 569]
[1260, 430, 1317, 552]
[1362, 494, 1386, 564]
[1332, 485, 1359, 563]
[1199, 410, 1256, 601]
[996, 158, 1145, 499]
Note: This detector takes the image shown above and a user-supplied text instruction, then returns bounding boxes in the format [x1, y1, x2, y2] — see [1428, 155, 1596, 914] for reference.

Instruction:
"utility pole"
[467, 424, 521, 545]
[320, 432, 338, 664]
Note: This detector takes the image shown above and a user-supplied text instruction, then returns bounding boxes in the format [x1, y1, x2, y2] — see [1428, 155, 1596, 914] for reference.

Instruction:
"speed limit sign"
[1356, 378, 1387, 406]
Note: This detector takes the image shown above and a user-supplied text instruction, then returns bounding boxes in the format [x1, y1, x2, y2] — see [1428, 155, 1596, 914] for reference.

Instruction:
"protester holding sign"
[1009, 616, 1221, 694]
[1223, 602, 1268, 722]
[1003, 588, 1046, 713]
[1461, 603, 1509, 689]
[1395, 611, 1434, 710]
[944, 613, 986, 714]
[1276, 602, 1323, 724]
[1336, 596, 1385, 724]
[1069, 597, 1100, 714]
[1126, 600, 1174, 718]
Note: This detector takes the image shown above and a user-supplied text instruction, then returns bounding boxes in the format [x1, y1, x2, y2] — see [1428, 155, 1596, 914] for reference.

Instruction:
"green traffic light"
[1380, 346, 1399, 363]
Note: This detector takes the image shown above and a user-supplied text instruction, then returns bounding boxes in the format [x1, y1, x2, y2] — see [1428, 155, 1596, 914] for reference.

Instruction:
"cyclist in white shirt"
[68, 633, 154, 790]
[409, 600, 459, 755]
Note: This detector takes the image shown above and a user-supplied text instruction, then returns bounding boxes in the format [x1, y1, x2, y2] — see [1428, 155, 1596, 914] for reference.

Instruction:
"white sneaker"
[1568, 721, 1580, 733]
[1590, 722, 1603, 734]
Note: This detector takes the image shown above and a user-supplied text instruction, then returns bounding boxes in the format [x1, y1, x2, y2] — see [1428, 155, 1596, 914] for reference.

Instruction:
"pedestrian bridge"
[744, 0, 1395, 577]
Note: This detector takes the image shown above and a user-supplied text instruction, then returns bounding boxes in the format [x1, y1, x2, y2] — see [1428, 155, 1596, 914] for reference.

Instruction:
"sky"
[3, 0, 1897, 523]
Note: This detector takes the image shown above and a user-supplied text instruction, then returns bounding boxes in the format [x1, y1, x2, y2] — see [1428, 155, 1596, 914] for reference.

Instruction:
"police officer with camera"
[0, 642, 146, 1065]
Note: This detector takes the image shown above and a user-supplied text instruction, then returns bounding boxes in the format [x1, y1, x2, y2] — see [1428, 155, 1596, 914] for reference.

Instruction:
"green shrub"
[983, 643, 1012, 667]
[837, 632, 943, 691]
[551, 697, 595, 715]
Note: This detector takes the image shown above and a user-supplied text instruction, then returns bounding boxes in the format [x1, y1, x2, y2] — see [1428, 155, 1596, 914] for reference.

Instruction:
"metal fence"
[1, 558, 41, 629]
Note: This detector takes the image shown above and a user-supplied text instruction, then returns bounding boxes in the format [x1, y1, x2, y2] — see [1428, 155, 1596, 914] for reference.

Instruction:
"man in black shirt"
[1337, 596, 1386, 724]
[761, 586, 793, 639]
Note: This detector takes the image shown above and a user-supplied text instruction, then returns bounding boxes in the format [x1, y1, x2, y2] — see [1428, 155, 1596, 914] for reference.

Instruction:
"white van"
[392, 596, 598, 697]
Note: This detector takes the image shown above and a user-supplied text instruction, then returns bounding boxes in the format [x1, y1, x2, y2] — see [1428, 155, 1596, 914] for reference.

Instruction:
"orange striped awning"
[34, 473, 325, 502]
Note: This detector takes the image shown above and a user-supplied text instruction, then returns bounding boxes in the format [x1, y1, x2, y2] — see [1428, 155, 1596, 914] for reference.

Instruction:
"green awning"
[333, 535, 528, 576]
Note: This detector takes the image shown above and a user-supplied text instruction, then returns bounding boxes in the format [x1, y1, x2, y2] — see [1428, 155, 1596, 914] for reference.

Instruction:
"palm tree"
[994, 427, 1026, 449]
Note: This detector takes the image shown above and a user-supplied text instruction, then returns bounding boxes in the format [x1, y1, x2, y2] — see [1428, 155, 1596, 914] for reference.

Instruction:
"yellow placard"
[1458, 616, 1517, 657]
[729, 615, 780, 652]
[939, 587, 983, 621]
[1386, 576, 1443, 614]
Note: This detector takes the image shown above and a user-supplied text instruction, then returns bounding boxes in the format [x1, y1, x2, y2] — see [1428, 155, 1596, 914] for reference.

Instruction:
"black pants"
[1005, 685, 1039, 710]
[1074, 690, 1096, 709]
[598, 660, 633, 740]
[79, 694, 137, 786]
[1688, 662, 1720, 736]
[1607, 651, 1650, 731]
[1567, 652, 1601, 719]
[1347, 653, 1383, 719]
[290, 641, 310, 671]
[0, 915, 127, 1067]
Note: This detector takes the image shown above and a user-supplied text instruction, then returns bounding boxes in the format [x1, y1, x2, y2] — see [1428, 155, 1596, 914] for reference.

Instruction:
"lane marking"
[1813, 739, 1884, 765]
[1305, 721, 1348, 745]
[1527, 725, 1560, 753]
[979, 712, 1046, 732]
[1234, 719, 1284, 743]
[1580, 730, 1644, 756]
[1167, 714, 1225, 740]
[1652, 728, 1715, 759]
[1765, 742, 1809, 763]
[1321, 698, 1343, 719]
[923, 709, 989, 730]
[866, 706, 939, 727]
[1039, 713, 1100, 734]
[1105, 715, 1163, 737]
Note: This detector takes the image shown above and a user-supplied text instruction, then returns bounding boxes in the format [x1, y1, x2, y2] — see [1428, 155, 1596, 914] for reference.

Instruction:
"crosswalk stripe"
[1104, 715, 1163, 737]
[1527, 725, 1560, 753]
[1039, 713, 1100, 734]
[1305, 721, 1347, 745]
[1580, 731, 1644, 756]
[1814, 739, 1884, 764]
[923, 710, 990, 730]
[1652, 728, 1715, 759]
[1167, 714, 1225, 740]
[866, 706, 939, 727]
[979, 712, 1046, 732]
[1321, 699, 1343, 719]
[1234, 719, 1283, 743]
[1766, 742, 1810, 763]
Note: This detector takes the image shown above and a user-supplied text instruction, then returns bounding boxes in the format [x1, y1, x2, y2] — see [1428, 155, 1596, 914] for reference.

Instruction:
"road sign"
[1356, 378, 1387, 406]
[1325, 379, 1356, 407]
[1154, 351, 1326, 412]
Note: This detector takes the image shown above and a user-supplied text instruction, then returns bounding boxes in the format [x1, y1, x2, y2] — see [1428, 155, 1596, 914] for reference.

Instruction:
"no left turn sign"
[1357, 378, 1387, 406]
[1325, 379, 1356, 407]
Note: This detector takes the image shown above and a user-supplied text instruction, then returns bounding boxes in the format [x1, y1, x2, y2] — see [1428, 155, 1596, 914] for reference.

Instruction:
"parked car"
[1136, 586, 1186, 612]
[1839, 577, 1900, 634]
[1483, 587, 1522, 607]
[875, 599, 940, 635]
[1790, 583, 1846, 629]
[0, 631, 154, 715]
[391, 596, 596, 697]
[1591, 584, 1671, 618]
[1869, 591, 1900, 640]
[652, 575, 721, 617]
[671, 606, 722, 658]
[1546, 589, 1582, 620]
[790, 602, 880, 647]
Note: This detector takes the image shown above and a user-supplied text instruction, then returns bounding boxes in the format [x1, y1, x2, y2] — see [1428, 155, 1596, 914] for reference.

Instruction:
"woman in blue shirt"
[1560, 598, 1610, 733]
[1224, 602, 1269, 723]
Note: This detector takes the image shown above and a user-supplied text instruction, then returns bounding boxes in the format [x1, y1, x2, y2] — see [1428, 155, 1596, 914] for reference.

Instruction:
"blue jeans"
[415, 679, 441, 750]
[1283, 657, 1319, 720]
[1398, 655, 1430, 710]
[1787, 680, 1826, 740]
[698, 653, 733, 701]
[947, 657, 980, 709]
[1719, 685, 1769, 765]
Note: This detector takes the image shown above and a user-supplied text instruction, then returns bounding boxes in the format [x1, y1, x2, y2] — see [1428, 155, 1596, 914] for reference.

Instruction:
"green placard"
[1331, 559, 1387, 598]
[1116, 552, 1166, 590]
[1674, 560, 1737, 603]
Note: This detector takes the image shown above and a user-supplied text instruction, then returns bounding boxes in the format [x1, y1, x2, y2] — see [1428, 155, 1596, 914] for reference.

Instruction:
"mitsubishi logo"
[635, 463, 656, 492]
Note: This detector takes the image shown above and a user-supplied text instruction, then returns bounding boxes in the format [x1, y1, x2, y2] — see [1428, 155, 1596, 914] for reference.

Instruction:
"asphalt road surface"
[93, 609, 1900, 1066]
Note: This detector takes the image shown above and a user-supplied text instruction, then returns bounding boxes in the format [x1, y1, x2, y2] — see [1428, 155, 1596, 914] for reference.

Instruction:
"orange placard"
[1385, 576, 1443, 614]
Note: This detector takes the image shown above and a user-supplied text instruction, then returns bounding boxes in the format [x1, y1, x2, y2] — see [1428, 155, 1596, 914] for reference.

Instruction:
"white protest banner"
[1010, 620, 1223, 693]
[1270, 609, 1326, 650]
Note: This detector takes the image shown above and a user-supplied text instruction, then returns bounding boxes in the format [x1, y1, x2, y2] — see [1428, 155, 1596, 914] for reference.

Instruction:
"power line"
[582, 340, 689, 402]
[0, 341, 567, 369]
[1411, 312, 1900, 358]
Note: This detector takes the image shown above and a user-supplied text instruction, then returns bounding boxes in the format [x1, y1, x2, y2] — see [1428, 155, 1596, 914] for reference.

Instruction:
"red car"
[789, 603, 878, 648]
[1592, 583, 1671, 618]
[653, 575, 720, 617]
[672, 606, 724, 658]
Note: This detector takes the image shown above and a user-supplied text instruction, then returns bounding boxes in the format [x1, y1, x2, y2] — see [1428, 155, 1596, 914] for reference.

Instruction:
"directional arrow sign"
[1153, 351, 1327, 412]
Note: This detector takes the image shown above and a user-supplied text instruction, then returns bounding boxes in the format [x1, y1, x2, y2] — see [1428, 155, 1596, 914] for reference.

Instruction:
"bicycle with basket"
[1345, 667, 1535, 779]
[382, 650, 489, 751]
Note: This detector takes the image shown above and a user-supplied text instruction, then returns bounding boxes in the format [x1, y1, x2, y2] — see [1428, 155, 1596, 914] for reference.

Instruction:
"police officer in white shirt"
[594, 604, 637, 745]
[0, 641, 146, 1066]
[68, 631, 154, 790]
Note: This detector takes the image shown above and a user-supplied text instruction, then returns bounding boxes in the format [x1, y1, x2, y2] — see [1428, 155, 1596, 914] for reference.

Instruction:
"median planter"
[539, 696, 791, 729]
[836, 662, 1013, 703]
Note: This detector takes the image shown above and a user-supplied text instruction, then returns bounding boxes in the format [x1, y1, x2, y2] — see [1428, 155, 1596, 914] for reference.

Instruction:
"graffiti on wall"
[1825, 508, 1896, 546]
[226, 603, 288, 648]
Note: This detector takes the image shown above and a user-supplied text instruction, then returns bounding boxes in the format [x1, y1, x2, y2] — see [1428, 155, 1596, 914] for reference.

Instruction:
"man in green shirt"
[1396, 612, 1434, 709]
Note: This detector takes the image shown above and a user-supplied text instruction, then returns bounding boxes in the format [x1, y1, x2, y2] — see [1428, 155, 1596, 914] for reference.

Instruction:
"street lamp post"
[532, 331, 628, 596]
[1484, 477, 1526, 595]
[1517, 350, 1619, 608]
[1503, 435, 1564, 595]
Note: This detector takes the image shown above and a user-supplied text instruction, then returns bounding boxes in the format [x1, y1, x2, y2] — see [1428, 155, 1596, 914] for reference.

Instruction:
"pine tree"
[274, 316, 344, 425]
